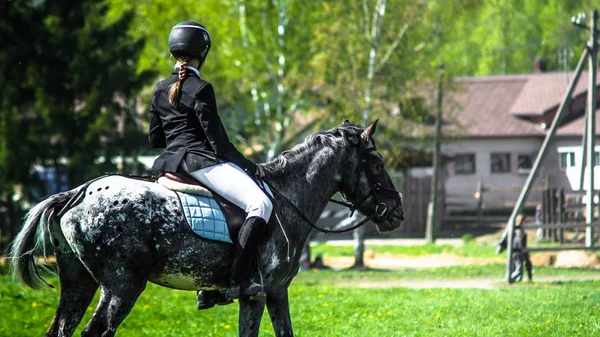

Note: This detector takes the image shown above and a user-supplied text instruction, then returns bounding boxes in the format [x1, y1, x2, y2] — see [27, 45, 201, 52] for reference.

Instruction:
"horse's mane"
[264, 121, 364, 173]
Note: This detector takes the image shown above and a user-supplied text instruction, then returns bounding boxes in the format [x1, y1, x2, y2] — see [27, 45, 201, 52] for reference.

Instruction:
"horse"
[9, 120, 404, 337]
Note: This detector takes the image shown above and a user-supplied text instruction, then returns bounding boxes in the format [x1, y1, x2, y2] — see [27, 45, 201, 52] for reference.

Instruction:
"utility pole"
[585, 10, 598, 247]
[426, 62, 445, 243]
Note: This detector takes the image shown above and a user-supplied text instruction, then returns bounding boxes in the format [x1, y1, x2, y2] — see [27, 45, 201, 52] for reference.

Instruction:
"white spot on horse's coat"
[269, 255, 280, 270]
[85, 228, 101, 242]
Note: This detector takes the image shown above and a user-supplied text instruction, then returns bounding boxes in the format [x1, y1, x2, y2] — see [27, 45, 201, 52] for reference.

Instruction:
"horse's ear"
[361, 119, 379, 141]
[343, 119, 351, 125]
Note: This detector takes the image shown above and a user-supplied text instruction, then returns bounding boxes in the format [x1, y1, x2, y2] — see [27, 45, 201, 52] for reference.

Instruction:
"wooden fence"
[473, 180, 547, 226]
[400, 175, 432, 234]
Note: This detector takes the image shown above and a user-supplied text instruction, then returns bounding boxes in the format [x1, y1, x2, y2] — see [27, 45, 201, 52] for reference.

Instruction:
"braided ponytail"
[168, 56, 190, 105]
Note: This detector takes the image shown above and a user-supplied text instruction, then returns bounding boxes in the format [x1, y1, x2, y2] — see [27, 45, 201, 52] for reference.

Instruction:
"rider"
[148, 21, 272, 300]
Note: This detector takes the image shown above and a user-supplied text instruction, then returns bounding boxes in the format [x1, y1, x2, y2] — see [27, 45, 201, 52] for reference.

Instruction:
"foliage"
[2, 273, 600, 336]
[106, 0, 328, 161]
[461, 233, 476, 244]
[3, 0, 600, 244]
[105, 0, 443, 166]
[3, 0, 599, 195]
[429, 0, 597, 77]
[0, 0, 155, 205]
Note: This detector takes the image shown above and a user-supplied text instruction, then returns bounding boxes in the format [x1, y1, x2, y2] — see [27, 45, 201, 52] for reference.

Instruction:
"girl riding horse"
[149, 21, 270, 301]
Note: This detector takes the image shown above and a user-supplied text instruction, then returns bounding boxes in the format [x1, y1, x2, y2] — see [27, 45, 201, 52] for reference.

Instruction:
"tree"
[301, 0, 444, 267]
[429, 0, 591, 77]
[0, 0, 154, 247]
[107, 0, 327, 162]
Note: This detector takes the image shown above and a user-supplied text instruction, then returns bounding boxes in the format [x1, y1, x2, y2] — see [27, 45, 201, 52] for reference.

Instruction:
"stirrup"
[244, 282, 266, 300]
[197, 291, 234, 310]
[226, 282, 265, 300]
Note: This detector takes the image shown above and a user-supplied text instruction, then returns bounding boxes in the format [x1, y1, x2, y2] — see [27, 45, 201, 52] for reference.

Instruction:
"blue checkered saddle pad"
[177, 192, 232, 243]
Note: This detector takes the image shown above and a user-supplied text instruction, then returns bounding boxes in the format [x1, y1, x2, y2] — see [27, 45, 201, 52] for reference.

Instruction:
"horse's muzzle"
[375, 210, 403, 232]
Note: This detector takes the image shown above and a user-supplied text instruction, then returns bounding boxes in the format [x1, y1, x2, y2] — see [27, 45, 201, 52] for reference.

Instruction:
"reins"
[267, 183, 379, 234]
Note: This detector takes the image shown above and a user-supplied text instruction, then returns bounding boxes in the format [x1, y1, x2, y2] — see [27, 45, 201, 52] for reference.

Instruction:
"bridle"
[268, 137, 403, 234]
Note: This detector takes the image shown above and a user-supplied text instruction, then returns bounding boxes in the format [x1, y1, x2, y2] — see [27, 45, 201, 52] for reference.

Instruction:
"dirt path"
[321, 253, 505, 270]
[342, 276, 600, 289]
[319, 253, 600, 289]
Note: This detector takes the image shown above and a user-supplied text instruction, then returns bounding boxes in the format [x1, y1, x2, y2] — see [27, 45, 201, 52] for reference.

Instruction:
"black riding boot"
[226, 216, 267, 300]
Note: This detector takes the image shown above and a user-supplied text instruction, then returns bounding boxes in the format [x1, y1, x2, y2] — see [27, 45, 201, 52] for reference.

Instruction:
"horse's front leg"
[238, 297, 267, 337]
[266, 288, 293, 337]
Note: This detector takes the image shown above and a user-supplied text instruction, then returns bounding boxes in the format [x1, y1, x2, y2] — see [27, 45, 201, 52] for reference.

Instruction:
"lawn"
[2, 242, 600, 336]
[294, 264, 600, 283]
[2, 264, 600, 337]
[309, 241, 500, 259]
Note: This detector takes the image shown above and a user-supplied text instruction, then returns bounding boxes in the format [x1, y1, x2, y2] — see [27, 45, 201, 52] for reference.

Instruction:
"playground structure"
[505, 10, 600, 283]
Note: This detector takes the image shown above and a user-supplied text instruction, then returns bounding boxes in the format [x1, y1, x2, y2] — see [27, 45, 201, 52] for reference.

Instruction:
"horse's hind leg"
[81, 259, 150, 337]
[45, 249, 98, 337]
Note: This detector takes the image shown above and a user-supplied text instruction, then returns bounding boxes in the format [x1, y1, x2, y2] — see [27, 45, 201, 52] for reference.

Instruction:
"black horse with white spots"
[10, 120, 404, 337]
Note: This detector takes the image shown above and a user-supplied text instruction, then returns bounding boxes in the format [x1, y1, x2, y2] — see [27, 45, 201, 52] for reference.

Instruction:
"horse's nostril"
[400, 214, 404, 221]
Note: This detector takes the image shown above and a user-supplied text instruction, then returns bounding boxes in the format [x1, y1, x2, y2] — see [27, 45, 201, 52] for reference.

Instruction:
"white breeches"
[184, 162, 273, 221]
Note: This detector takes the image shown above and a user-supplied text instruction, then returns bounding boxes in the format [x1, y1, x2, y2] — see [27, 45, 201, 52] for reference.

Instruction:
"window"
[491, 153, 511, 173]
[517, 153, 535, 173]
[575, 152, 600, 166]
[455, 154, 475, 174]
[559, 152, 575, 170]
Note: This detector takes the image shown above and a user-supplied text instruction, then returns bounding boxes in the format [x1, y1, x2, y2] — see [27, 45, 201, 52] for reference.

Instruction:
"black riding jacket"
[148, 70, 257, 175]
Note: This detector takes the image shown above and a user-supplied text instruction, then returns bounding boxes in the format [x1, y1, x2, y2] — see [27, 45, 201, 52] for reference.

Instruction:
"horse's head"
[337, 120, 404, 232]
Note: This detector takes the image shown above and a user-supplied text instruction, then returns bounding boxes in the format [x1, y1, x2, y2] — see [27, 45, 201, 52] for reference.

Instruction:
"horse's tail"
[9, 189, 79, 289]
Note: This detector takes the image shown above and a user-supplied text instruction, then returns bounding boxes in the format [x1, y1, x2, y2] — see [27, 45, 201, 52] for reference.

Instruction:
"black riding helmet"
[168, 21, 212, 61]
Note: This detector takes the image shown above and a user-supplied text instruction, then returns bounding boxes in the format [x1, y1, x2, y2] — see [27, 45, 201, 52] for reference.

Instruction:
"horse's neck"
[268, 145, 344, 232]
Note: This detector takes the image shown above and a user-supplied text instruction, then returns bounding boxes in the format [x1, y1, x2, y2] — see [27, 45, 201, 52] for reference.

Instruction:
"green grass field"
[2, 243, 600, 337]
[309, 241, 500, 259]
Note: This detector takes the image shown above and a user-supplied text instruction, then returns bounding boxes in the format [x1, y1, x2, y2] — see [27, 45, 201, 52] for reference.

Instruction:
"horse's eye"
[375, 164, 384, 171]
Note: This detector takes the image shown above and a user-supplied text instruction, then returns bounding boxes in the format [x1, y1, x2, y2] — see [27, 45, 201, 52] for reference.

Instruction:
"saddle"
[158, 172, 247, 243]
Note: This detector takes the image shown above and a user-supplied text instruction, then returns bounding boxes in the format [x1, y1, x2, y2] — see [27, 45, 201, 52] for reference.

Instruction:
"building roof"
[412, 71, 600, 139]
[507, 71, 592, 116]
[448, 75, 541, 137]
